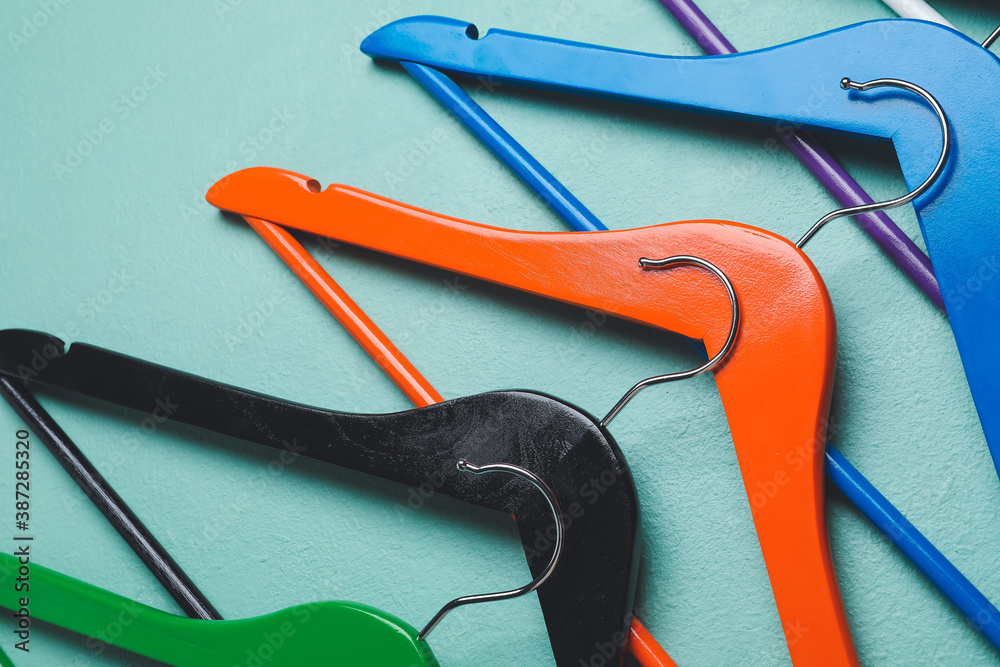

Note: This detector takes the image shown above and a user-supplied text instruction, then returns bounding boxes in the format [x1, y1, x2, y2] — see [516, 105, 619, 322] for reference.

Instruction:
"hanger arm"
[0, 552, 227, 665]
[0, 553, 438, 666]
[359, 17, 995, 206]
[207, 167, 856, 665]
[362, 17, 955, 154]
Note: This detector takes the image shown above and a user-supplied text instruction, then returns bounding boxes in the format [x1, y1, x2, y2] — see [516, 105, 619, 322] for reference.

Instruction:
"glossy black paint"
[0, 376, 223, 621]
[0, 329, 641, 666]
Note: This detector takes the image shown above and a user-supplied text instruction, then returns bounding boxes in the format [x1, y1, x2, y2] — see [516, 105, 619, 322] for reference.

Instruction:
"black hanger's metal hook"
[796, 77, 951, 248]
[601, 256, 741, 427]
[418, 459, 565, 641]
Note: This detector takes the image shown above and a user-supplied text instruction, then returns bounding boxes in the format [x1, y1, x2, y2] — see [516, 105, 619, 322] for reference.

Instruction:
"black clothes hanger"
[0, 328, 640, 666]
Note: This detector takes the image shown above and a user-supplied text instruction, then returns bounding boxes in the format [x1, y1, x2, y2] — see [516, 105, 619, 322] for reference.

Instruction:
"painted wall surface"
[1, 1, 998, 664]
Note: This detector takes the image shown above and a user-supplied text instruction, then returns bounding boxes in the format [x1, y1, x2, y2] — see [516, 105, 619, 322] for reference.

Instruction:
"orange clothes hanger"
[208, 167, 851, 666]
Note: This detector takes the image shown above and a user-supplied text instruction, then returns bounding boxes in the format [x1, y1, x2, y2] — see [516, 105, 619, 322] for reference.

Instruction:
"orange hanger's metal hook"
[601, 255, 740, 427]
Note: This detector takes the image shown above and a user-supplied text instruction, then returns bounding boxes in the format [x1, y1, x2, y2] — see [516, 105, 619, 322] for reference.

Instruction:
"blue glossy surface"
[362, 16, 1000, 481]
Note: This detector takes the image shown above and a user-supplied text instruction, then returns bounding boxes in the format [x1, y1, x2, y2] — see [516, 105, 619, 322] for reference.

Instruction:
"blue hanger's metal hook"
[418, 459, 565, 641]
[601, 256, 740, 427]
[984, 24, 1000, 50]
[796, 77, 951, 249]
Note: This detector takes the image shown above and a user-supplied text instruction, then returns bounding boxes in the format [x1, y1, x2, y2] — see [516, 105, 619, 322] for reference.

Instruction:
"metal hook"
[985, 24, 1000, 50]
[796, 77, 951, 248]
[600, 255, 740, 427]
[418, 459, 565, 641]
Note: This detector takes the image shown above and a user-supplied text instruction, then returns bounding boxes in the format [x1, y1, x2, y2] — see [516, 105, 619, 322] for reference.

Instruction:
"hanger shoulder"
[0, 553, 437, 666]
[0, 329, 622, 516]
[357, 15, 994, 217]
[209, 167, 745, 347]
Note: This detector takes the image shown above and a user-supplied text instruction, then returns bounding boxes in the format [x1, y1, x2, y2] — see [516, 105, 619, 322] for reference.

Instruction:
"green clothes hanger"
[0, 557, 436, 666]
[0, 460, 564, 666]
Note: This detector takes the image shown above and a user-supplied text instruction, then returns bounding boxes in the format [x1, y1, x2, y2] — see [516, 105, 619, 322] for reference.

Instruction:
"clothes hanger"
[206, 165, 857, 665]
[0, 329, 641, 667]
[8, 560, 436, 666]
[358, 15, 1000, 485]
[0, 458, 564, 667]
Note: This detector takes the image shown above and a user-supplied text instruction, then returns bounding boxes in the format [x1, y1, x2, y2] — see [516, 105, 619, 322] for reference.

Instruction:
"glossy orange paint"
[630, 619, 678, 667]
[208, 167, 853, 666]
[241, 215, 443, 407]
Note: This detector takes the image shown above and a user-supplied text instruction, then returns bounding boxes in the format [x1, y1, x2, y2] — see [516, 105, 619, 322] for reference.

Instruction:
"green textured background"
[1, 1, 999, 665]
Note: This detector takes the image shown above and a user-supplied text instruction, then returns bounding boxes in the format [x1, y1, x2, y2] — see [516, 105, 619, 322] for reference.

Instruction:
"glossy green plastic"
[0, 553, 438, 666]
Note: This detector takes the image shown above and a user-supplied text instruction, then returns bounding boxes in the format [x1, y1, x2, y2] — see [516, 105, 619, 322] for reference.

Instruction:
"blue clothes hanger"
[360, 16, 1000, 484]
